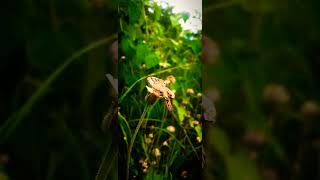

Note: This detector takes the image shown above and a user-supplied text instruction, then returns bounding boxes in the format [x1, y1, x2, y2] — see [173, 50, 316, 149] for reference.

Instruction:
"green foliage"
[119, 0, 202, 179]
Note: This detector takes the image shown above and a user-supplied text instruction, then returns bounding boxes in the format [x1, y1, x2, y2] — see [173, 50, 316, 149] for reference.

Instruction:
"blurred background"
[0, 0, 319, 180]
[203, 0, 320, 180]
[0, 0, 117, 179]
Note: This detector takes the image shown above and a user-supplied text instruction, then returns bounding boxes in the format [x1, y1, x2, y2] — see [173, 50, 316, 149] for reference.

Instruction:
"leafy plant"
[119, 0, 203, 179]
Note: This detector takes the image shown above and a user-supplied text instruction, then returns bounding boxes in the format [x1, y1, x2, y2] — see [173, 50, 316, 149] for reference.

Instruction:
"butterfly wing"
[165, 99, 173, 111]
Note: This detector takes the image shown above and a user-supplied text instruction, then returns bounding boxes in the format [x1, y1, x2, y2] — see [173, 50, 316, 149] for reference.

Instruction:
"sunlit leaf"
[145, 53, 160, 69]
[194, 125, 202, 142]
[121, 36, 135, 57]
[173, 100, 186, 124]
[153, 4, 161, 21]
[136, 43, 151, 64]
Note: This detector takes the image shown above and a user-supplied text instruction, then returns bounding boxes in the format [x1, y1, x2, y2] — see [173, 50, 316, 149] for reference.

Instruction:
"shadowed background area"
[203, 0, 320, 180]
[0, 0, 117, 179]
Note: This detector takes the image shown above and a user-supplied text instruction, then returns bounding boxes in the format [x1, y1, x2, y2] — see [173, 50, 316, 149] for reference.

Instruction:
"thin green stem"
[203, 1, 237, 14]
[46, 152, 60, 180]
[155, 110, 168, 146]
[168, 141, 177, 166]
[95, 142, 111, 180]
[0, 34, 117, 143]
[129, 118, 163, 123]
[183, 129, 200, 160]
[95, 142, 117, 180]
[143, 99, 159, 129]
[126, 105, 150, 180]
[154, 128, 185, 149]
[118, 112, 132, 144]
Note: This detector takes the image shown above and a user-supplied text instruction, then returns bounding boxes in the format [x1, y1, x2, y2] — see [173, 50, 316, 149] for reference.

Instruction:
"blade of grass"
[140, 135, 150, 161]
[155, 109, 167, 146]
[126, 105, 150, 180]
[174, 115, 201, 160]
[0, 34, 117, 143]
[95, 140, 118, 180]
[168, 141, 178, 166]
[129, 118, 163, 123]
[183, 129, 200, 160]
[154, 127, 185, 149]
[118, 112, 132, 145]
[203, 1, 237, 14]
[46, 152, 61, 180]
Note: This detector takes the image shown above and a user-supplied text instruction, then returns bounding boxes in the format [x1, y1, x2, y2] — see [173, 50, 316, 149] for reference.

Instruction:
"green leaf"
[144, 168, 163, 180]
[170, 15, 180, 27]
[173, 100, 186, 124]
[121, 36, 135, 57]
[189, 117, 195, 128]
[135, 42, 160, 69]
[153, 4, 161, 21]
[194, 125, 202, 142]
[151, 22, 164, 36]
[128, 0, 143, 24]
[190, 40, 202, 54]
[145, 53, 160, 69]
[135, 43, 151, 64]
[125, 24, 137, 40]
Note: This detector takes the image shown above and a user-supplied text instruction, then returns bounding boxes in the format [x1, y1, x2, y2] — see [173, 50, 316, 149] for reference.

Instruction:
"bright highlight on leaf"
[152, 0, 202, 33]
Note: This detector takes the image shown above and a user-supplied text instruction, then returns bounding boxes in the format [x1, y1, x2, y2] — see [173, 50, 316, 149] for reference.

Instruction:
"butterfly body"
[146, 76, 175, 111]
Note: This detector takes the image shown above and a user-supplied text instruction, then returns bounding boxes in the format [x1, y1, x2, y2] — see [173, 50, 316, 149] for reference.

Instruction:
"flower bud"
[300, 100, 320, 116]
[263, 84, 290, 104]
[187, 88, 194, 94]
[166, 75, 176, 83]
[166, 125, 176, 133]
[153, 148, 161, 157]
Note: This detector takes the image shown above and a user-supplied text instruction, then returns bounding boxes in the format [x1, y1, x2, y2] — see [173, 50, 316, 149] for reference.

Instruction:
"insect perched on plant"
[146, 76, 175, 111]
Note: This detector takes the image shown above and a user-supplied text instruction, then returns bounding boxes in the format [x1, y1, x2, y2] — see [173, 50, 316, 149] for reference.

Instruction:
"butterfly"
[146, 76, 175, 111]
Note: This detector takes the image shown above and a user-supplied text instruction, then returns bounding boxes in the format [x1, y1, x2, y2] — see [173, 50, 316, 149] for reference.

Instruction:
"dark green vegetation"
[0, 1, 117, 180]
[119, 0, 202, 179]
[203, 0, 320, 180]
[0, 0, 319, 180]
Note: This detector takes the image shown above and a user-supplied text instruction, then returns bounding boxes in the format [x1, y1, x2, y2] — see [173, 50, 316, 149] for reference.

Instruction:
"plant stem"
[183, 129, 200, 160]
[126, 105, 150, 180]
[203, 1, 237, 14]
[0, 34, 117, 143]
[155, 109, 167, 146]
